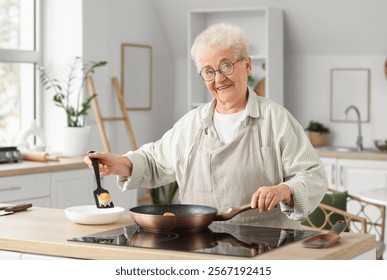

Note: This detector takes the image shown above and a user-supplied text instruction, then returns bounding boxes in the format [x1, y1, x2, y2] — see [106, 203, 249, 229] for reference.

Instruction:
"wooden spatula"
[89, 151, 114, 208]
[302, 220, 347, 248]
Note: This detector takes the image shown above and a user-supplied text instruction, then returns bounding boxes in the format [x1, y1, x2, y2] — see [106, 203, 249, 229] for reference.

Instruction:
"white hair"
[190, 23, 250, 72]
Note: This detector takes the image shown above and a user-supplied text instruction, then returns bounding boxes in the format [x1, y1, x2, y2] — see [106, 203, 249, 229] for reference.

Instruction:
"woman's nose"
[214, 70, 227, 82]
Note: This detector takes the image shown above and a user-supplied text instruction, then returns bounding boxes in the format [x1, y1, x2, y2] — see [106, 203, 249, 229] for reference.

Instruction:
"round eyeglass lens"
[219, 61, 234, 74]
[201, 67, 215, 81]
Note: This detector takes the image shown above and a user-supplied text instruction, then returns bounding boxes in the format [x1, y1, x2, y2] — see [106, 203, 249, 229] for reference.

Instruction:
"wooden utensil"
[89, 151, 114, 209]
[302, 220, 347, 248]
[0, 203, 33, 216]
[21, 151, 59, 162]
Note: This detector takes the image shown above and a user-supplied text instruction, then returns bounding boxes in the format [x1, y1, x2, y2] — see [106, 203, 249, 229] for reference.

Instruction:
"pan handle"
[214, 203, 252, 221]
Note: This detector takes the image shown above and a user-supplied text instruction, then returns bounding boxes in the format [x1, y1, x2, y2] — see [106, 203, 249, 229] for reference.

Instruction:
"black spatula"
[89, 151, 114, 208]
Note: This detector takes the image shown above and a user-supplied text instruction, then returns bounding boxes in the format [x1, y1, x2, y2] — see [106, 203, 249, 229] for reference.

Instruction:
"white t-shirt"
[213, 109, 246, 144]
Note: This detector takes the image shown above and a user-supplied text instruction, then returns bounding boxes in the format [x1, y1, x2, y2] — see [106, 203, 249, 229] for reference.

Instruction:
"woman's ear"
[245, 56, 252, 75]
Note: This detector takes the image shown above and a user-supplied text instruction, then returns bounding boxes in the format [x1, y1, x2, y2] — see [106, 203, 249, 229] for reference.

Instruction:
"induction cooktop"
[69, 223, 318, 258]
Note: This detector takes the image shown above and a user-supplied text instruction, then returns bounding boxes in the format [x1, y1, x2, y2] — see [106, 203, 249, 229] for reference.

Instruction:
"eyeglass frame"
[199, 58, 245, 82]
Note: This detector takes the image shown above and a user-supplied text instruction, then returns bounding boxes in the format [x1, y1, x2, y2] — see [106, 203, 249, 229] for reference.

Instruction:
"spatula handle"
[331, 220, 347, 234]
[89, 151, 102, 189]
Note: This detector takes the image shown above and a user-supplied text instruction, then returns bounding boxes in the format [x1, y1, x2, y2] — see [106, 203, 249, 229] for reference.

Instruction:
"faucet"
[345, 105, 363, 152]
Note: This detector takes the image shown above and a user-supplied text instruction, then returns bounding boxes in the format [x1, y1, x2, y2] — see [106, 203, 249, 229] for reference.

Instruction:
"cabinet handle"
[340, 166, 344, 186]
[0, 186, 22, 192]
[331, 165, 335, 185]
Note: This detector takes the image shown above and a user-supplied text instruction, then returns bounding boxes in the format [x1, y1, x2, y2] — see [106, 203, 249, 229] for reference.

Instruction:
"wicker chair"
[303, 188, 386, 260]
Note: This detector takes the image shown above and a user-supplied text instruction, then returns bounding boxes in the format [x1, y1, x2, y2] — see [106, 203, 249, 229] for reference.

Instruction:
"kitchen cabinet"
[0, 250, 22, 260]
[0, 159, 137, 209]
[50, 170, 137, 210]
[0, 250, 78, 260]
[50, 169, 95, 209]
[188, 7, 283, 110]
[0, 170, 93, 208]
[98, 175, 137, 209]
[320, 157, 387, 195]
[21, 253, 78, 260]
[0, 173, 51, 207]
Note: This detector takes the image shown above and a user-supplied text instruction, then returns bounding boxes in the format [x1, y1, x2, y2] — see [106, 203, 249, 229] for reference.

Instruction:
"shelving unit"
[187, 7, 283, 110]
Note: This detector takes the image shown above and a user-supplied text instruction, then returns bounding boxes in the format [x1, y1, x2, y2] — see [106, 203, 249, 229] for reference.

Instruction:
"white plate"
[64, 205, 125, 225]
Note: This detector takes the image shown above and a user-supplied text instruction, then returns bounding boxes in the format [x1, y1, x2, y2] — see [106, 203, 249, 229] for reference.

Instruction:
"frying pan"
[129, 203, 252, 232]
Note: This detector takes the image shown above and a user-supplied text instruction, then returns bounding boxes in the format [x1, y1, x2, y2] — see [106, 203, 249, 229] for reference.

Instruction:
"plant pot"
[62, 126, 91, 156]
[309, 131, 328, 147]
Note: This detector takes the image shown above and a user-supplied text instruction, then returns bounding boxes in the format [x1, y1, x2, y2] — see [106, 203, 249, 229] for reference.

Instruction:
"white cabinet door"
[338, 159, 387, 196]
[321, 157, 387, 194]
[50, 169, 94, 209]
[0, 250, 21, 260]
[0, 167, 137, 210]
[21, 253, 79, 260]
[100, 175, 137, 209]
[0, 173, 50, 206]
[320, 157, 337, 189]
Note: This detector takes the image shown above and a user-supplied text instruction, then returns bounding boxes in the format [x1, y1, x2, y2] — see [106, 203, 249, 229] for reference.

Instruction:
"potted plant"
[38, 57, 107, 155]
[306, 120, 330, 147]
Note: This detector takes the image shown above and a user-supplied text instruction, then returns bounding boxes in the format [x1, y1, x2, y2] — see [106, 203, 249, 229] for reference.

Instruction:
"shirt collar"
[245, 88, 261, 119]
[202, 87, 261, 128]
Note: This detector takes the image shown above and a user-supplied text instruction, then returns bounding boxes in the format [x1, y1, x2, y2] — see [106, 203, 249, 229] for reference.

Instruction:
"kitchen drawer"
[0, 173, 50, 203]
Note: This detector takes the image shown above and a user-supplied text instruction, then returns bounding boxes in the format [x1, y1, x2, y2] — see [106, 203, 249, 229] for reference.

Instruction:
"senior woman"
[84, 23, 328, 229]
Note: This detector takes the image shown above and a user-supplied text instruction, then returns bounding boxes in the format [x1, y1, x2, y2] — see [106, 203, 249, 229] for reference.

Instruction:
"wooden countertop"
[316, 148, 387, 160]
[0, 207, 375, 260]
[0, 156, 87, 177]
[2, 148, 386, 178]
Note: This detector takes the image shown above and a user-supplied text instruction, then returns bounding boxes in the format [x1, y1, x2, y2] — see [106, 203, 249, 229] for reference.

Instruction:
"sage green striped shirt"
[118, 90, 328, 220]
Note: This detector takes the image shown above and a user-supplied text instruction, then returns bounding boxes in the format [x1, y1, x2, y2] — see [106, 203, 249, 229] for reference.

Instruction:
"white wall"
[42, 0, 83, 152]
[42, 0, 387, 152]
[151, 0, 387, 148]
[82, 0, 175, 154]
[286, 55, 387, 148]
[43, 0, 175, 154]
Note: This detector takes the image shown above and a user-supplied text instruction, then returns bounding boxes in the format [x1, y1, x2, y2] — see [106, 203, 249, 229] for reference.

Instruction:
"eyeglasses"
[199, 58, 244, 82]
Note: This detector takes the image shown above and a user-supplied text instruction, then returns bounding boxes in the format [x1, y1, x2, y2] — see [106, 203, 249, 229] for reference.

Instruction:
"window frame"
[0, 0, 42, 131]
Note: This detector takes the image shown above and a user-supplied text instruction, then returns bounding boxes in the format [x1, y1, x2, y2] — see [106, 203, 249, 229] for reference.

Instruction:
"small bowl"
[64, 205, 125, 225]
[374, 140, 387, 152]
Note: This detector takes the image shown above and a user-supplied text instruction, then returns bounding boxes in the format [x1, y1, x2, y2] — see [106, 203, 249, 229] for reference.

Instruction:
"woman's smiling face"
[200, 47, 251, 113]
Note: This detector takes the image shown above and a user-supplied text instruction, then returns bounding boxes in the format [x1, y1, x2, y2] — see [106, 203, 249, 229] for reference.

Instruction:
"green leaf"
[37, 56, 107, 127]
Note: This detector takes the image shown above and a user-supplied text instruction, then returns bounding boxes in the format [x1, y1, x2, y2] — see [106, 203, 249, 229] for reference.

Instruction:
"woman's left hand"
[251, 184, 293, 212]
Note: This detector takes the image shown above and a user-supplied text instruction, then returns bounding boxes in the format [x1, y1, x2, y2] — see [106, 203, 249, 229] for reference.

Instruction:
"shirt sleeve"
[275, 108, 328, 221]
[117, 127, 177, 191]
[116, 106, 205, 192]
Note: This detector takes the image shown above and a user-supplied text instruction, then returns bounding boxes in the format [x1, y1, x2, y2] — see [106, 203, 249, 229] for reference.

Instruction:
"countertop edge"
[316, 150, 387, 160]
[0, 156, 87, 176]
[0, 207, 376, 260]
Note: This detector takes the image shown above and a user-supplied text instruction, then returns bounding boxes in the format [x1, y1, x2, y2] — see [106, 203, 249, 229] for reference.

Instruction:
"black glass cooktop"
[69, 223, 318, 258]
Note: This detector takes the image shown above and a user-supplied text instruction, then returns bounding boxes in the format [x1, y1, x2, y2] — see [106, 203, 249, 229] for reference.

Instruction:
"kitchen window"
[0, 0, 41, 146]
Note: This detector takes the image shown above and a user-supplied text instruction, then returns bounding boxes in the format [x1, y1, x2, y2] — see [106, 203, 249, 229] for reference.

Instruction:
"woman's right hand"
[84, 151, 132, 177]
